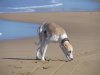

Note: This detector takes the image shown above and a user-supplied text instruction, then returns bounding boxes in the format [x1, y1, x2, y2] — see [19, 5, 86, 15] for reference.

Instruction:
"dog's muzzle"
[66, 51, 73, 61]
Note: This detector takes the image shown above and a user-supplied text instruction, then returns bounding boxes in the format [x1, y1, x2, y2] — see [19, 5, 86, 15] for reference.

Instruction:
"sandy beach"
[0, 12, 100, 75]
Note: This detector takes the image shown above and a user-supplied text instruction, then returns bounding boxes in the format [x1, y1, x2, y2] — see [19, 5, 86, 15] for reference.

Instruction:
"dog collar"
[61, 38, 69, 44]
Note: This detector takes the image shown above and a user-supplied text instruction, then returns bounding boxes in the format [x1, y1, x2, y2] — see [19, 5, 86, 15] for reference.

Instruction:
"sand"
[0, 12, 100, 75]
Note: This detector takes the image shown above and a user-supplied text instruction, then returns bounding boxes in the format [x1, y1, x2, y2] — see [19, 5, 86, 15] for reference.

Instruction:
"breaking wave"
[8, 3, 63, 9]
[0, 2, 63, 13]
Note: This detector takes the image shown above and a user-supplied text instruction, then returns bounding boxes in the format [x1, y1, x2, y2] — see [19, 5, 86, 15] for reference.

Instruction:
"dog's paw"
[41, 57, 46, 61]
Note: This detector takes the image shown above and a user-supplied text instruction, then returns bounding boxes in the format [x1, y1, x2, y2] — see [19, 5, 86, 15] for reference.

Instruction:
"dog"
[35, 22, 73, 61]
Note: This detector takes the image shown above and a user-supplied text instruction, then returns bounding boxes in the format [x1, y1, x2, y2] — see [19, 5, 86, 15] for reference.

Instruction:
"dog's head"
[61, 41, 73, 61]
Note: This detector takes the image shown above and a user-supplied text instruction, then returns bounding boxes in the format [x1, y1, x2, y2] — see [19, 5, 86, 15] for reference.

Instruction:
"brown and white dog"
[36, 22, 73, 61]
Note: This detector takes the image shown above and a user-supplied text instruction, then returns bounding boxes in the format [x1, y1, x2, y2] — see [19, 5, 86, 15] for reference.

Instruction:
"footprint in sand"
[42, 66, 49, 69]
[12, 65, 22, 69]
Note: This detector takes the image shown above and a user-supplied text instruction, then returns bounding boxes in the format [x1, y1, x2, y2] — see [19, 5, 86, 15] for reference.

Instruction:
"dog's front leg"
[36, 48, 42, 60]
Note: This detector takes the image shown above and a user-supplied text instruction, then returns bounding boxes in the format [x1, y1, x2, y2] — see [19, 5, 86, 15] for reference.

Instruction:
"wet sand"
[0, 12, 100, 75]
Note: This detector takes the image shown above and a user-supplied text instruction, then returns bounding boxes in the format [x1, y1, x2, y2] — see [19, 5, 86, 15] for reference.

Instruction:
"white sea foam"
[0, 32, 2, 36]
[8, 3, 63, 10]
[0, 9, 35, 13]
[19, 9, 36, 12]
[0, 3, 63, 13]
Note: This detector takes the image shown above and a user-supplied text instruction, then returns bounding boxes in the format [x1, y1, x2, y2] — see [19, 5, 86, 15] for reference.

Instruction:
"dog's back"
[43, 22, 66, 36]
[37, 22, 67, 43]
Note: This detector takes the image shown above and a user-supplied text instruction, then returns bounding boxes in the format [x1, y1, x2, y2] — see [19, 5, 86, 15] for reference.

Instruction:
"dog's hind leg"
[36, 40, 45, 60]
[41, 39, 49, 61]
[36, 34, 47, 60]
[36, 48, 42, 60]
[35, 25, 43, 45]
[36, 25, 44, 59]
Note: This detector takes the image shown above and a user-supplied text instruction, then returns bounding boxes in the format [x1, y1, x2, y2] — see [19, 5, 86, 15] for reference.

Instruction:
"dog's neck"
[60, 33, 69, 44]
[60, 33, 67, 39]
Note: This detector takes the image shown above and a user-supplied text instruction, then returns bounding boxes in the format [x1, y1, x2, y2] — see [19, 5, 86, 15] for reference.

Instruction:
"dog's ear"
[64, 41, 73, 52]
[63, 42, 68, 49]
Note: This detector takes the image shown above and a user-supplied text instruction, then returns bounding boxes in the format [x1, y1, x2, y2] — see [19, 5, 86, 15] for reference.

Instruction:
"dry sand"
[0, 12, 100, 75]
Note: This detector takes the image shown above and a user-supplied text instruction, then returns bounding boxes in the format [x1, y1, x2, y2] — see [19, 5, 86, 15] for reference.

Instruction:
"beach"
[0, 12, 100, 75]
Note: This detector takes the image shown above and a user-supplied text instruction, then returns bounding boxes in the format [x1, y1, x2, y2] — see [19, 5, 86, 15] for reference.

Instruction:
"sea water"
[0, 20, 39, 41]
[0, 0, 100, 13]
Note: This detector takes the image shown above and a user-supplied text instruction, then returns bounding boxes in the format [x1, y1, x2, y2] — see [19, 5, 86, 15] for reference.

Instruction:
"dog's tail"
[38, 25, 43, 34]
[35, 25, 44, 45]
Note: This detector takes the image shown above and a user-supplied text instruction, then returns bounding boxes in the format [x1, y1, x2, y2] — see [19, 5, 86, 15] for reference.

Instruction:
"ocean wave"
[8, 3, 63, 10]
[0, 9, 36, 13]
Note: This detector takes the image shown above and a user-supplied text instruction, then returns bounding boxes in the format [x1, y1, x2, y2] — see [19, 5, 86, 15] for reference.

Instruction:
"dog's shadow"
[2, 57, 36, 60]
[2, 57, 67, 62]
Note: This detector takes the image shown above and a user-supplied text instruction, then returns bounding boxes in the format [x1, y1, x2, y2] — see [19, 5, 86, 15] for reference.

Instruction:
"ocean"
[0, 0, 100, 13]
[0, 20, 39, 40]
